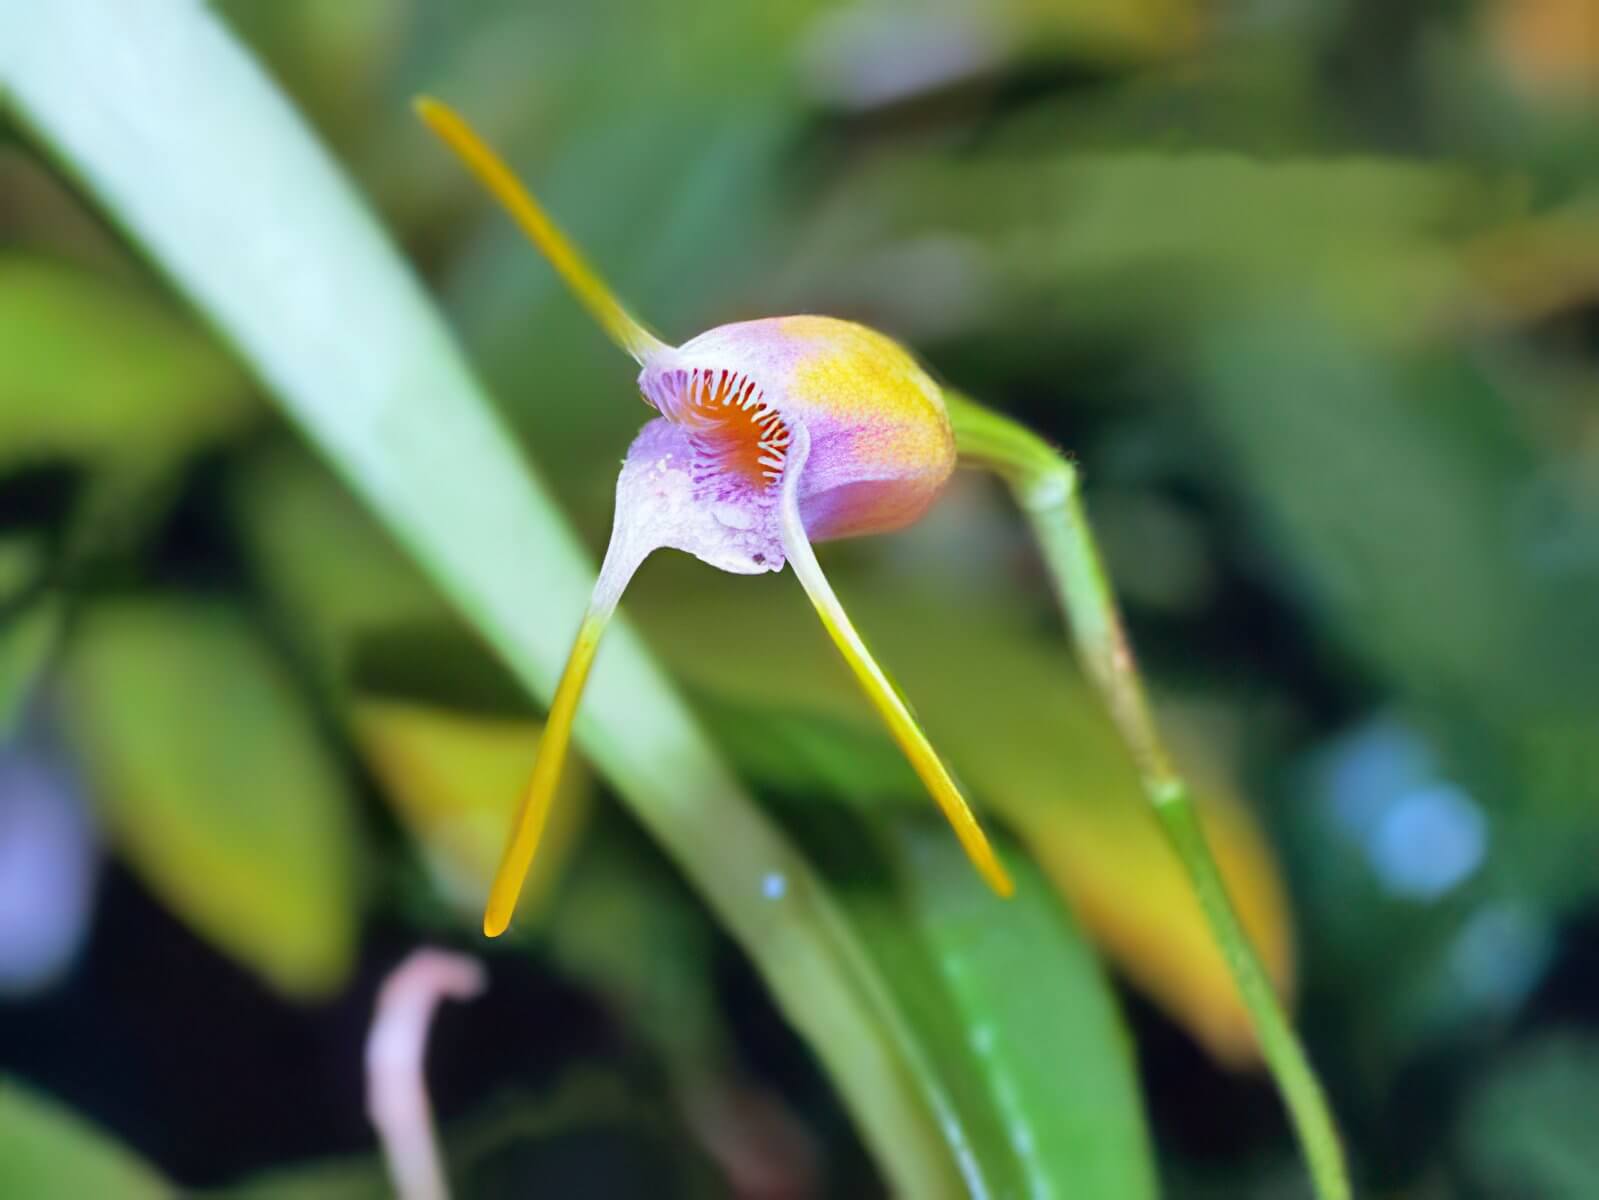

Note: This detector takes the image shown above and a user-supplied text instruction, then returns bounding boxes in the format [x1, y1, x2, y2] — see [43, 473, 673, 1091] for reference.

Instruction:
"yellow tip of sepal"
[480, 613, 608, 938]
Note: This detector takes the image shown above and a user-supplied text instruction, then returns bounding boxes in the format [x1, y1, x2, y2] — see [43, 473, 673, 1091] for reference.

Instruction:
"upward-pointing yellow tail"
[413, 96, 667, 364]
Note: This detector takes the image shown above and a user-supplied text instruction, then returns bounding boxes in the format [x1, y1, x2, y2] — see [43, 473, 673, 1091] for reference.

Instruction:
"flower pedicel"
[414, 97, 1012, 937]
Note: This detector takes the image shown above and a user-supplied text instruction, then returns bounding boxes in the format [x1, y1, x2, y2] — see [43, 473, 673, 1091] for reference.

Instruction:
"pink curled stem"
[365, 948, 489, 1200]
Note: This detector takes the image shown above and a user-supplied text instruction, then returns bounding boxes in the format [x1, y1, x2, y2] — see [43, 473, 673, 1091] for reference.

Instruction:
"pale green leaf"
[63, 599, 359, 997]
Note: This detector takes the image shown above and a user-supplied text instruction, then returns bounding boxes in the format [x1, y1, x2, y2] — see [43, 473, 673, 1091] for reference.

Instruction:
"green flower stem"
[946, 392, 1352, 1200]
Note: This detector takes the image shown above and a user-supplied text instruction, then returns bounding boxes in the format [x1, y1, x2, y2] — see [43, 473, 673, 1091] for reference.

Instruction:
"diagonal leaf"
[793, 799, 1159, 1199]
[700, 689, 1158, 1189]
[887, 822, 1157, 1197]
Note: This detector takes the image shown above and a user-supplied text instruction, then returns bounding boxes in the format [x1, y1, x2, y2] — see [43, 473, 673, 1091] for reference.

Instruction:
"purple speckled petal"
[589, 419, 785, 619]
[638, 316, 955, 544]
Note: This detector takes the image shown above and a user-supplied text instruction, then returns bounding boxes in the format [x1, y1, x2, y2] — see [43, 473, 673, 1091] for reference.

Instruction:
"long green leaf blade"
[0, 3, 962, 1192]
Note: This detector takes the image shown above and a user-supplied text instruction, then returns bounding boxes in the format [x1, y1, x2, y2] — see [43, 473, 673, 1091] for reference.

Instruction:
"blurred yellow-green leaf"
[0, 255, 251, 471]
[1008, 0, 1202, 64]
[63, 599, 360, 998]
[0, 1079, 171, 1200]
[352, 698, 589, 919]
[0, 536, 43, 599]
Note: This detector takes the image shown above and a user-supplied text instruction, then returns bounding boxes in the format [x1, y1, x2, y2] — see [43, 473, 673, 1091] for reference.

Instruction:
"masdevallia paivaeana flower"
[415, 97, 1013, 936]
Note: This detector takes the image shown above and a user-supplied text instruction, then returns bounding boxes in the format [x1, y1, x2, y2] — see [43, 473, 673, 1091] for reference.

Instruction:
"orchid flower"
[414, 98, 1013, 937]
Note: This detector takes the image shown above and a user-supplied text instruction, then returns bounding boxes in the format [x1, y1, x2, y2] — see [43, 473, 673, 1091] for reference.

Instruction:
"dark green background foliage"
[2, 0, 1597, 1196]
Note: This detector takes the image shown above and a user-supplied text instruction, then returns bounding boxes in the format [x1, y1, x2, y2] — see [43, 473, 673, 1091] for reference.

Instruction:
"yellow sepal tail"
[779, 430, 1014, 898]
[413, 95, 666, 364]
[482, 613, 605, 937]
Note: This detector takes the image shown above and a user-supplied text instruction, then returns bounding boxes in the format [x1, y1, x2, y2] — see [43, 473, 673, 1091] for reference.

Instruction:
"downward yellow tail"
[480, 612, 607, 937]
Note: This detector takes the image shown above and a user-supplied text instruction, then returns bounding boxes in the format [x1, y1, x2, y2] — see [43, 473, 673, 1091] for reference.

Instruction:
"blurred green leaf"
[448, 1083, 724, 1200]
[222, 1073, 719, 1200]
[0, 1079, 171, 1200]
[232, 443, 450, 692]
[547, 822, 831, 1197]
[1005, 0, 1202, 61]
[806, 148, 1521, 352]
[1193, 319, 1591, 707]
[1194, 317, 1599, 909]
[1458, 202, 1599, 328]
[800, 809, 1037, 1198]
[63, 599, 360, 998]
[0, 535, 58, 738]
[0, 593, 60, 739]
[0, 536, 44, 600]
[0, 254, 251, 471]
[543, 817, 720, 1069]
[697, 692, 922, 806]
[1458, 1033, 1599, 1198]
